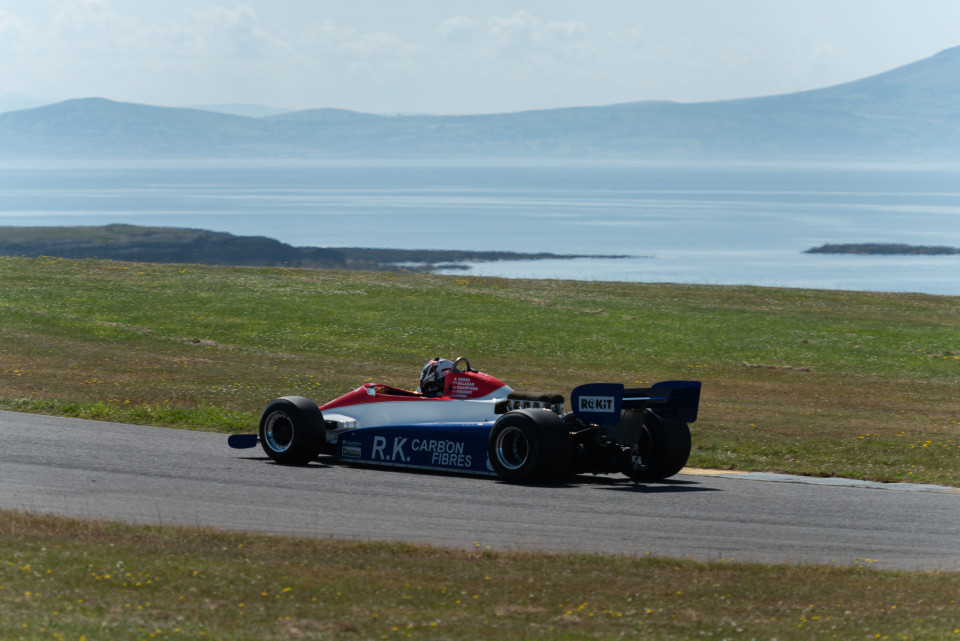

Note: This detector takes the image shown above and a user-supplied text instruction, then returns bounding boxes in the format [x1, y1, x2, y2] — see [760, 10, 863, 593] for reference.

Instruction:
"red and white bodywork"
[318, 369, 512, 444]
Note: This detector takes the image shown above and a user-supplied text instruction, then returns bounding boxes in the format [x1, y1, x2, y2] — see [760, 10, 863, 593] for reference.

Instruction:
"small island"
[0, 224, 632, 272]
[805, 243, 960, 255]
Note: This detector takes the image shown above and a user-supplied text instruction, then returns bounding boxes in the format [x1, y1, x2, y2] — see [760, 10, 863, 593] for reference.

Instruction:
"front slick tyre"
[626, 410, 691, 481]
[259, 396, 325, 465]
[487, 409, 571, 483]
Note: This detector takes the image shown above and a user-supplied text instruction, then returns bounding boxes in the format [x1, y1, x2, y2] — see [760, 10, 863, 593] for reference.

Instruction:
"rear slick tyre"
[625, 410, 691, 481]
[487, 409, 571, 483]
[258, 396, 325, 465]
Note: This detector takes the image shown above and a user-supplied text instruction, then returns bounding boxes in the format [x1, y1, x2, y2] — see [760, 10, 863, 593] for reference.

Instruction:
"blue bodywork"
[336, 423, 497, 476]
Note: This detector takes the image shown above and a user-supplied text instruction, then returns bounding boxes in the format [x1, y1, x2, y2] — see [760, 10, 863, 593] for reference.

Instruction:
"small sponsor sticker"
[579, 396, 616, 412]
[341, 442, 362, 458]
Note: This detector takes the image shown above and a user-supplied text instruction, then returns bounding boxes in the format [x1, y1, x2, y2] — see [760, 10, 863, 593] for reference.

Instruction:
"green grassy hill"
[1, 255, 957, 485]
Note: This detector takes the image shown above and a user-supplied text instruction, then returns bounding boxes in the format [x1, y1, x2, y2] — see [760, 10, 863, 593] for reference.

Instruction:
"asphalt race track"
[2, 410, 958, 570]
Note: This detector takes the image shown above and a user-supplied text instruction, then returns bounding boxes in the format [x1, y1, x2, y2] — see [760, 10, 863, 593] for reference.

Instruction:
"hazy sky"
[2, 0, 959, 114]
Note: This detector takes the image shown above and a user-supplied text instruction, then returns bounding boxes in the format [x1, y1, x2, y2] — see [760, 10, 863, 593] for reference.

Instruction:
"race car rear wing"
[571, 381, 701, 426]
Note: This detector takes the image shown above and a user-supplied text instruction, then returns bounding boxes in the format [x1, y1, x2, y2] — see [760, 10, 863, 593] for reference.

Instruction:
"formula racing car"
[228, 357, 701, 483]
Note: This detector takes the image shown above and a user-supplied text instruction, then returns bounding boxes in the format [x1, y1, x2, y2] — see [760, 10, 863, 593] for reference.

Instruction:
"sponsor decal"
[340, 441, 362, 458]
[370, 435, 473, 468]
[572, 383, 623, 426]
[449, 377, 480, 399]
[578, 396, 616, 412]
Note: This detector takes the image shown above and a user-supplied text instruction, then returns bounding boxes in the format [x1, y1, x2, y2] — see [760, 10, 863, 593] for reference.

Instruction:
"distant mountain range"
[2, 46, 960, 160]
[184, 103, 292, 118]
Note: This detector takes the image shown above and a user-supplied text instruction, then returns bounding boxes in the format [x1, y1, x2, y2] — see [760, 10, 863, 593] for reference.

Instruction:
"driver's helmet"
[418, 357, 454, 397]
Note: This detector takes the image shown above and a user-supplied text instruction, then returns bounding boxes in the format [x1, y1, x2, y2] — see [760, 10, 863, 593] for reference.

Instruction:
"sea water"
[0, 159, 958, 295]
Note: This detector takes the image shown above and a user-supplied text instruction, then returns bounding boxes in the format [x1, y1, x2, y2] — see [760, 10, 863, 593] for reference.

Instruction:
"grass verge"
[3, 510, 959, 641]
[1, 256, 959, 485]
